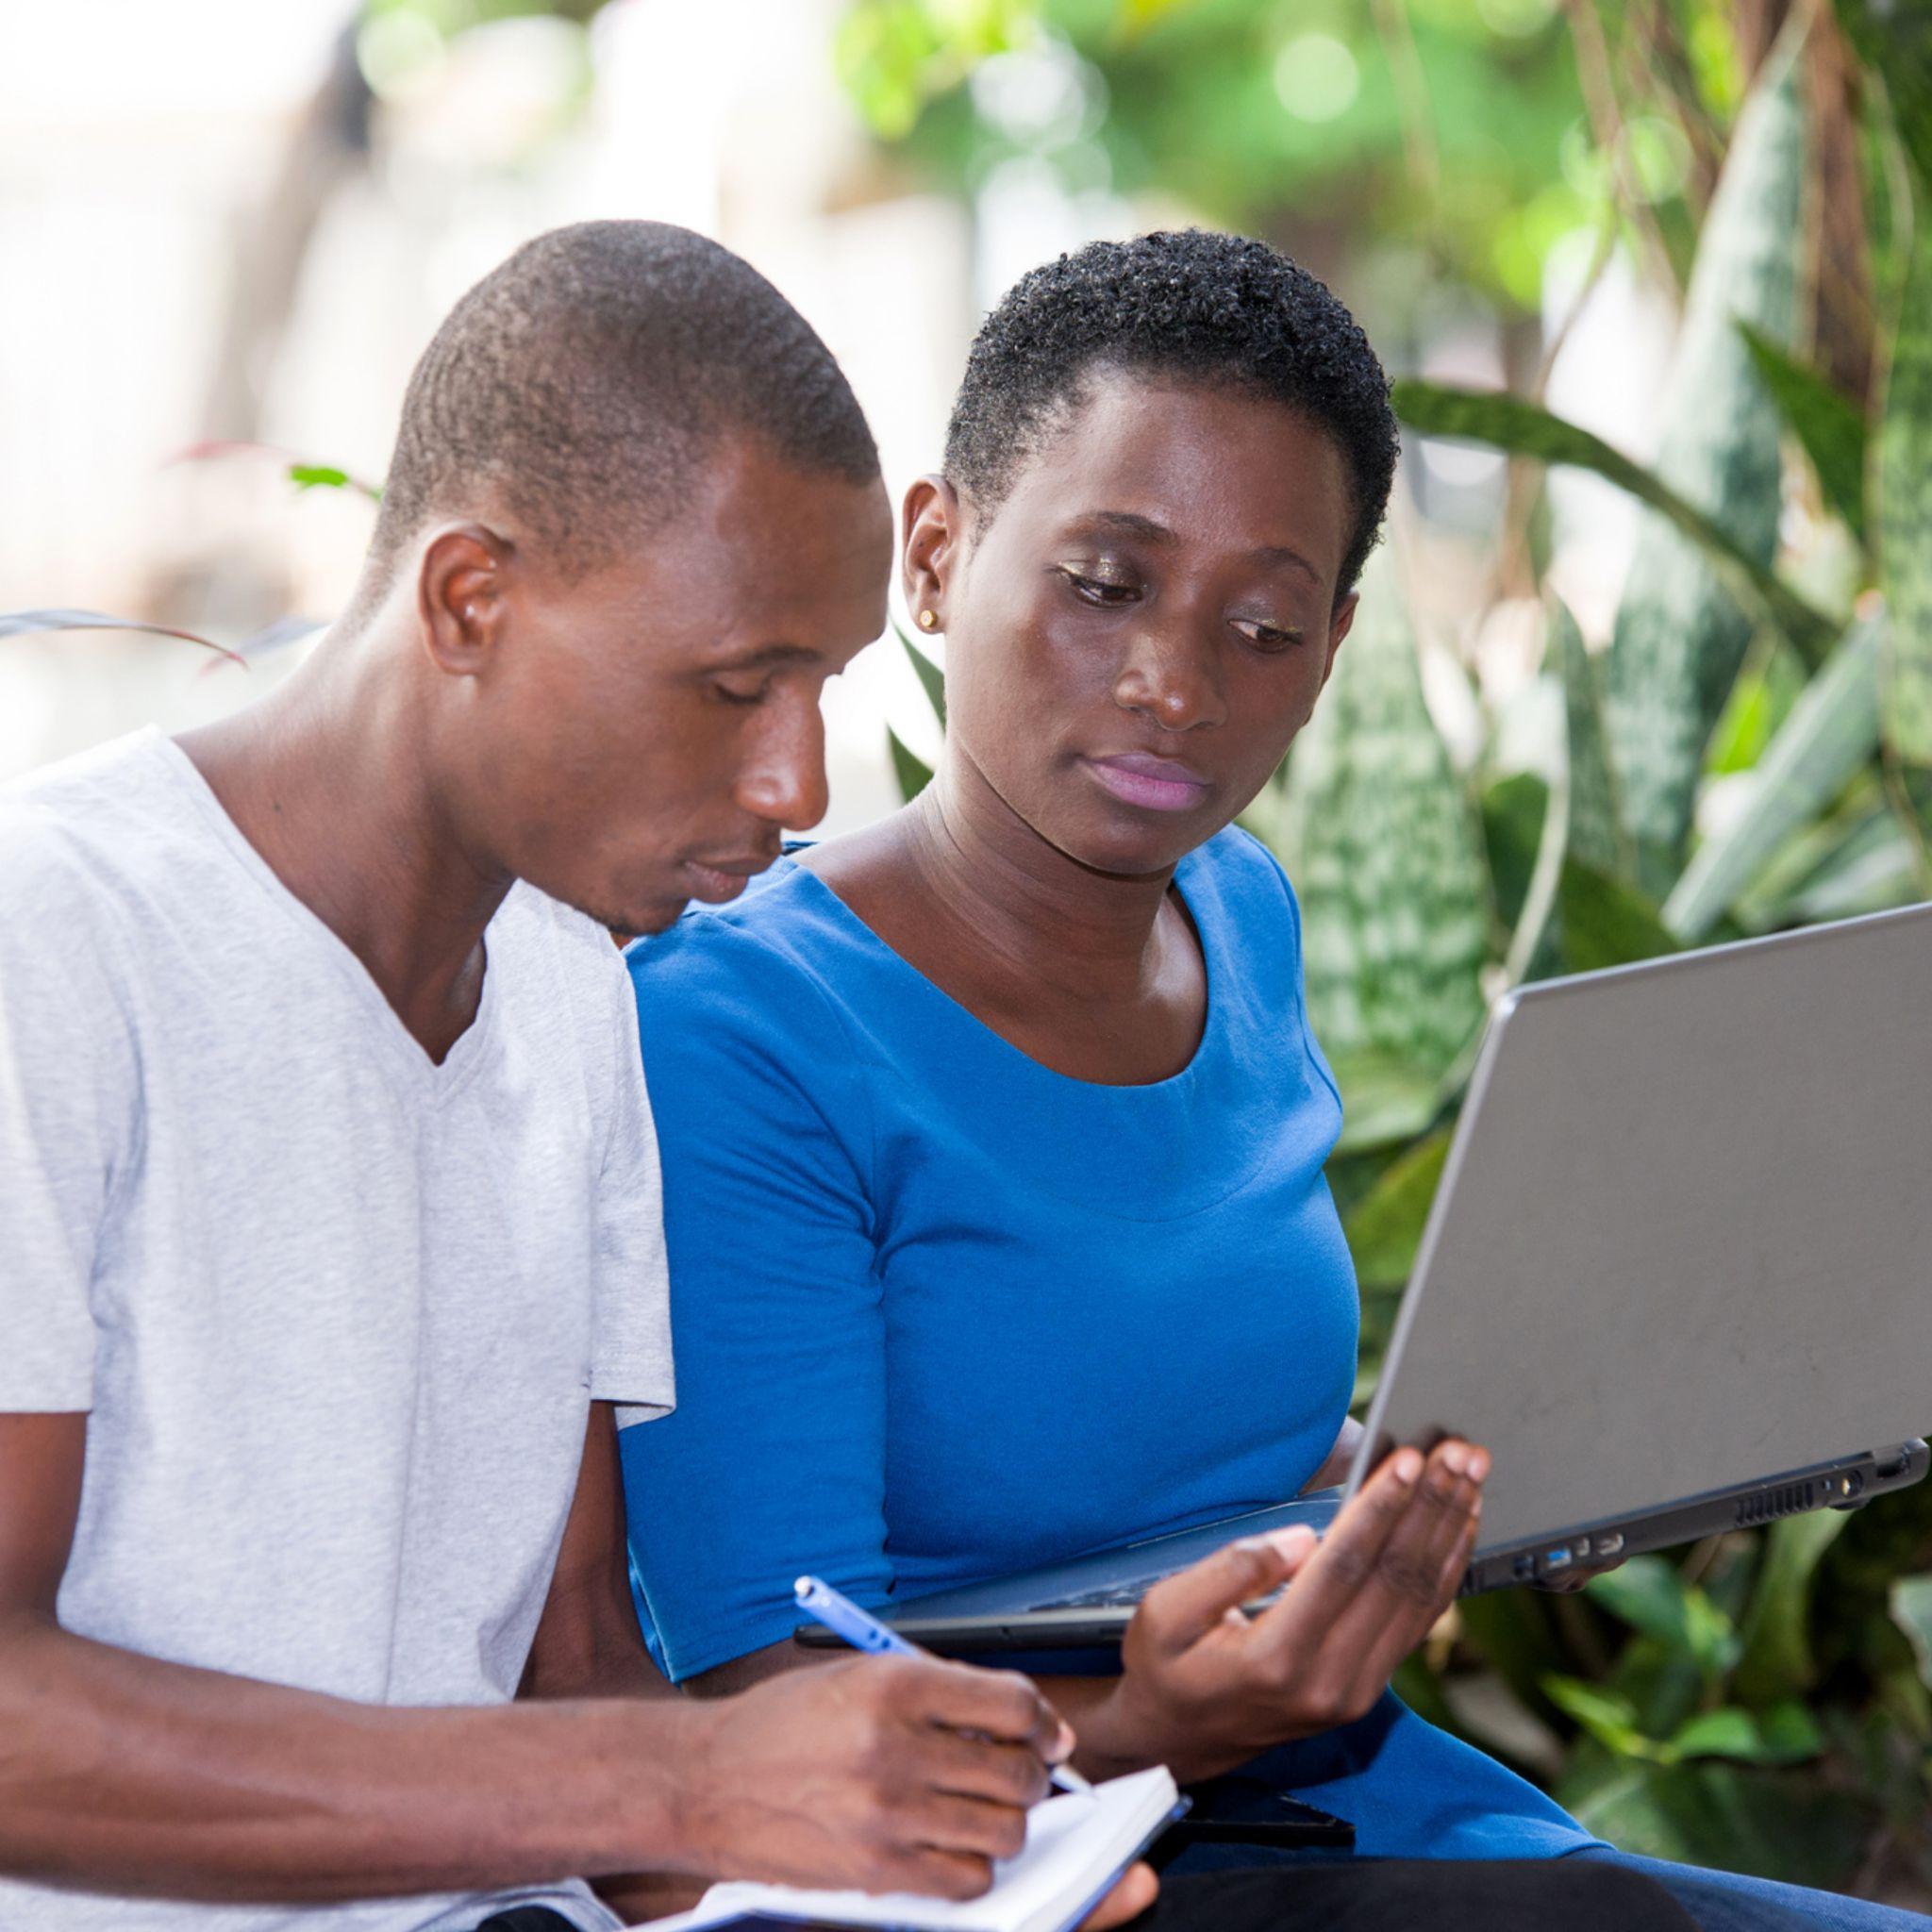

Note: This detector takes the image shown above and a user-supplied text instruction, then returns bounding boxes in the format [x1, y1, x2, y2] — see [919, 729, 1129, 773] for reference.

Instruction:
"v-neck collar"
[146, 728, 503, 1100]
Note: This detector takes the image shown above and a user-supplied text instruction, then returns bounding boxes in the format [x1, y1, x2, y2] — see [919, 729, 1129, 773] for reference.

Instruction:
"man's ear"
[1319, 591, 1358, 692]
[901, 475, 965, 633]
[416, 524, 514, 680]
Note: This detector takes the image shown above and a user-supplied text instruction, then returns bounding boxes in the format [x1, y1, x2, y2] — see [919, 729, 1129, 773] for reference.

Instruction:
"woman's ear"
[901, 474, 963, 634]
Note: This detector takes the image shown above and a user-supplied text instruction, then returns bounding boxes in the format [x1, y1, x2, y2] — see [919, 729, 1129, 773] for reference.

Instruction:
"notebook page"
[644, 1766, 1176, 1932]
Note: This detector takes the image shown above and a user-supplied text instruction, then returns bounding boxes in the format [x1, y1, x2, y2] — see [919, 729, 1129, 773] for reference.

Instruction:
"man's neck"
[176, 629, 508, 1061]
[907, 753, 1178, 1007]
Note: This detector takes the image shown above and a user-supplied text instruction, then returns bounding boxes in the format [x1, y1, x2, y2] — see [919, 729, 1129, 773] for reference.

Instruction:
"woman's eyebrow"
[1076, 510, 1321, 586]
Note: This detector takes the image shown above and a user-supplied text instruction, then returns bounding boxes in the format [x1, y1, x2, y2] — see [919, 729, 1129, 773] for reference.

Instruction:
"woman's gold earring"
[918, 608, 939, 631]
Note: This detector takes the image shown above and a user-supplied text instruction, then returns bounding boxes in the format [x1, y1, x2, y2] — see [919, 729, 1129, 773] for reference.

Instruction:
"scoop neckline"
[774, 842, 1224, 1096]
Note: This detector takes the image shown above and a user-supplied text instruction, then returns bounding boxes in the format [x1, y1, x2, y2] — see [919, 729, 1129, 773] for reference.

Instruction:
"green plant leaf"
[1324, 1049, 1443, 1155]
[887, 724, 933, 801]
[1552, 597, 1628, 878]
[1568, 1761, 1872, 1888]
[1340, 1127, 1450, 1287]
[897, 624, 946, 725]
[1736, 322, 1870, 543]
[1587, 1556, 1695, 1652]
[1833, 0, 1932, 192]
[1892, 1574, 1932, 1690]
[1555, 859, 1679, 974]
[1662, 614, 1880, 941]
[1391, 382, 1835, 677]
[1602, 28, 1808, 892]
[1541, 1675, 1654, 1758]
[1666, 1707, 1764, 1763]
[1735, 1507, 1853, 1701]
[1277, 552, 1490, 1075]
[1877, 239, 1932, 766]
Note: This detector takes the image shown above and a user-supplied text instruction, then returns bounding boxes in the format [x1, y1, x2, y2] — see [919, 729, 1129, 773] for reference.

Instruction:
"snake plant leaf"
[1278, 552, 1489, 1080]
[1662, 614, 1881, 941]
[0, 608, 245, 666]
[1877, 240, 1932, 766]
[886, 725, 933, 802]
[1391, 384, 1834, 677]
[1735, 1509, 1853, 1702]
[1551, 597, 1629, 878]
[1893, 1574, 1932, 1690]
[1736, 323, 1870, 545]
[1603, 27, 1807, 895]
[1833, 0, 1932, 192]
[897, 624, 947, 726]
[1340, 1126, 1451, 1288]
[1556, 859, 1679, 974]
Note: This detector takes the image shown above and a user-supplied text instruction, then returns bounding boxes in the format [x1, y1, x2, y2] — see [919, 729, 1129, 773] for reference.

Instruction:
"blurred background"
[7, 0, 1932, 1906]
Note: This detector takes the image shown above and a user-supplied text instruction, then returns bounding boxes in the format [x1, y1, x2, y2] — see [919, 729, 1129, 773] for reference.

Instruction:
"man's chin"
[557, 892, 689, 943]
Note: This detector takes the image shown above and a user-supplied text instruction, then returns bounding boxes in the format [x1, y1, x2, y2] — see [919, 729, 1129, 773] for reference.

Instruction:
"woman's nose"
[1111, 625, 1227, 732]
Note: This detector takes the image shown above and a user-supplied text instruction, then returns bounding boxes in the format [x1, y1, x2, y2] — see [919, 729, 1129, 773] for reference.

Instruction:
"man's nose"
[1111, 622, 1228, 733]
[738, 700, 830, 831]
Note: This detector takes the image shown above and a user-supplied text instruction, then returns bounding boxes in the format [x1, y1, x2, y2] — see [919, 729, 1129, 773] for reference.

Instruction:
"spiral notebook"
[632, 1765, 1183, 1932]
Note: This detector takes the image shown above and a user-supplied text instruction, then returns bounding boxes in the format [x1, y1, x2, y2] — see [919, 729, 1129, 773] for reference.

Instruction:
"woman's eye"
[1233, 617, 1304, 653]
[1058, 566, 1140, 607]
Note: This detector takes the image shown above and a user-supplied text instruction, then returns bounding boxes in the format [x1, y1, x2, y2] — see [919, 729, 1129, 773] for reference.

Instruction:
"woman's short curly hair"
[943, 229, 1399, 597]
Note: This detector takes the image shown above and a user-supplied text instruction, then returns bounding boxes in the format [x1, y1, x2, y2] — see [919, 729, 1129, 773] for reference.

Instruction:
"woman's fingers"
[1248, 1445, 1427, 1644]
[1130, 1524, 1319, 1658]
[1077, 1862, 1159, 1930]
[1318, 1442, 1486, 1707]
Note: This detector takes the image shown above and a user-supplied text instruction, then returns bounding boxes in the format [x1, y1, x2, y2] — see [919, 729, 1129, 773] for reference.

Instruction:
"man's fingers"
[1131, 1526, 1318, 1657]
[1079, 1862, 1159, 1929]
[905, 1656, 1065, 1758]
[923, 1727, 1053, 1808]
[874, 1846, 997, 1903]
[904, 1790, 1032, 1865]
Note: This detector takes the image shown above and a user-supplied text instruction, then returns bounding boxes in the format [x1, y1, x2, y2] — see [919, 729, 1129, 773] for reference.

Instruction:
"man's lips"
[1082, 752, 1212, 812]
[682, 855, 776, 903]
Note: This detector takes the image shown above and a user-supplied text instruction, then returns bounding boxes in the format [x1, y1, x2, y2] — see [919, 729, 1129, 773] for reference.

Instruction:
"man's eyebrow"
[1077, 511, 1323, 585]
[700, 641, 824, 672]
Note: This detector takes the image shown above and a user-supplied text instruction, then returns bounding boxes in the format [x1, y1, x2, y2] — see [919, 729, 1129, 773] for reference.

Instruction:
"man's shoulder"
[0, 732, 219, 956]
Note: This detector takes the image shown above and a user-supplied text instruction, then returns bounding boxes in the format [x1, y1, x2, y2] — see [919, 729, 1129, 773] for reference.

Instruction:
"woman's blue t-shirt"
[620, 826, 1596, 1860]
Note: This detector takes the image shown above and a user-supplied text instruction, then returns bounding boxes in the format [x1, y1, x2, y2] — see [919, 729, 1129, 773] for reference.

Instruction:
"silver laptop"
[822, 903, 1932, 1655]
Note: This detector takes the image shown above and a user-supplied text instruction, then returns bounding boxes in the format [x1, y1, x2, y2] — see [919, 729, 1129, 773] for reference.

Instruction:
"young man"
[0, 221, 1693, 1932]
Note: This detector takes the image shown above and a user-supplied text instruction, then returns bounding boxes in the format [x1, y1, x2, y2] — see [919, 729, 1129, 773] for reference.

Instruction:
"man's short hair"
[369, 220, 879, 580]
[943, 228, 1399, 598]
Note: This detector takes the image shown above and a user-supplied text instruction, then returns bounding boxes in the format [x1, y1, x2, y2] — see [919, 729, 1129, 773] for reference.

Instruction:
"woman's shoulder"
[624, 856, 879, 1065]
[1182, 823, 1306, 938]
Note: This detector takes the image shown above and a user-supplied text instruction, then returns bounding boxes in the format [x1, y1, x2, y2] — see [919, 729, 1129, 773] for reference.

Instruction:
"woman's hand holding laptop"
[1059, 1440, 1487, 1787]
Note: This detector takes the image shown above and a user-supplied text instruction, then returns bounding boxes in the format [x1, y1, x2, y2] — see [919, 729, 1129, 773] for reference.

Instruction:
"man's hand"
[672, 1652, 1075, 1901]
[1078, 1439, 1486, 1786]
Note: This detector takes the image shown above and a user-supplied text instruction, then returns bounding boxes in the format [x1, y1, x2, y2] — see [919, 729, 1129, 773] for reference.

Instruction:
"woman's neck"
[904, 750, 1180, 1007]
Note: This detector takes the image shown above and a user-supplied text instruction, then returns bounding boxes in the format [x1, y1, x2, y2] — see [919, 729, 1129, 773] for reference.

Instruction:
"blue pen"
[794, 1575, 1092, 1794]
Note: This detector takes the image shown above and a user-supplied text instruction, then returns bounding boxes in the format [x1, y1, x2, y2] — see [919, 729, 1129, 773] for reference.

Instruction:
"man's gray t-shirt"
[0, 728, 675, 1931]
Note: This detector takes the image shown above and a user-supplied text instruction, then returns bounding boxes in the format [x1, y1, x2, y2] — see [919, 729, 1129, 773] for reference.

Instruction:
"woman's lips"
[1082, 754, 1212, 812]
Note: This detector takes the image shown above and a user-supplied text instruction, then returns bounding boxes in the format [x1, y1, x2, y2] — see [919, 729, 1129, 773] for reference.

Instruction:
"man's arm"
[520, 1404, 674, 1706]
[0, 1411, 1069, 1907]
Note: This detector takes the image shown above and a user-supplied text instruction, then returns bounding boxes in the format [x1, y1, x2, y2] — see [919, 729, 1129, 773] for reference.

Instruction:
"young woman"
[617, 230, 1924, 1930]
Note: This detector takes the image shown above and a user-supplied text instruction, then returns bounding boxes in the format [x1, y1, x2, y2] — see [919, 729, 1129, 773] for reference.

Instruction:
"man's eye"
[1232, 617, 1304, 653]
[1058, 566, 1140, 606]
[708, 676, 771, 707]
